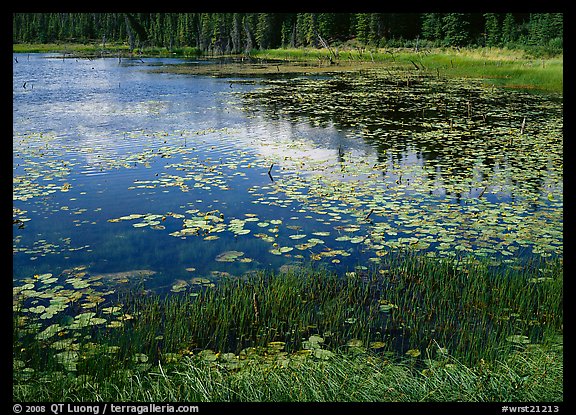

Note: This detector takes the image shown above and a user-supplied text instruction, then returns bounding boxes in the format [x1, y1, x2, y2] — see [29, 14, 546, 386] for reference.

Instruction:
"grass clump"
[251, 47, 563, 93]
[13, 254, 563, 402]
[14, 339, 562, 402]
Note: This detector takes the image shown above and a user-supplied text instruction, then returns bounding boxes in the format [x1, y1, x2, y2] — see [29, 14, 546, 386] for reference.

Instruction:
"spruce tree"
[483, 13, 500, 47]
[421, 13, 443, 44]
[442, 13, 470, 47]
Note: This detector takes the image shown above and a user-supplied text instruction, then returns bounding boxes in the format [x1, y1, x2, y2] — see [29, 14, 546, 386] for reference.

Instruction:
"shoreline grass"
[13, 44, 562, 93]
[13, 254, 563, 402]
[251, 47, 563, 93]
[14, 341, 563, 402]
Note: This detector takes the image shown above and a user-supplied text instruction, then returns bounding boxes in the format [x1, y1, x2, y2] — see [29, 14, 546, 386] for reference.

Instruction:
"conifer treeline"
[13, 13, 563, 53]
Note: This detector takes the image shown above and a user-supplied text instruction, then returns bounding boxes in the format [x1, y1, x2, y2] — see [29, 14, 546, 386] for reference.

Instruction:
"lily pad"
[215, 250, 245, 262]
[405, 349, 421, 358]
[506, 334, 530, 344]
[313, 349, 335, 360]
[171, 279, 189, 292]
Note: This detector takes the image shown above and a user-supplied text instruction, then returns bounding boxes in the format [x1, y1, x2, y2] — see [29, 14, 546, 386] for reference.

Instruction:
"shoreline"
[13, 44, 563, 92]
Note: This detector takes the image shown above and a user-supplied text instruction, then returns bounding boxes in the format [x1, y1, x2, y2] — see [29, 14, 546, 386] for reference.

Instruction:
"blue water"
[13, 53, 563, 290]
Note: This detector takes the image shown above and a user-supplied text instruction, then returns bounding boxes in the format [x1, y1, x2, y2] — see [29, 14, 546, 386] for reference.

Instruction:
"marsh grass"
[252, 47, 563, 93]
[12, 42, 201, 57]
[13, 253, 562, 401]
[13, 339, 562, 402]
[13, 44, 562, 92]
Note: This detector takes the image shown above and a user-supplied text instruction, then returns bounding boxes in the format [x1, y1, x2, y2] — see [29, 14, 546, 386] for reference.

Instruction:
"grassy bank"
[14, 342, 562, 402]
[251, 47, 563, 93]
[13, 44, 562, 93]
[12, 42, 201, 57]
[13, 254, 563, 402]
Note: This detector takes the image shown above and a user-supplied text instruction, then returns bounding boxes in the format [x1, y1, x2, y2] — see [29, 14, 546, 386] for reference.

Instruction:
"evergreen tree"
[199, 13, 212, 51]
[230, 13, 243, 53]
[483, 13, 500, 47]
[442, 13, 470, 47]
[295, 13, 310, 47]
[243, 14, 256, 52]
[421, 13, 443, 43]
[354, 13, 370, 45]
[256, 13, 273, 49]
[211, 13, 224, 52]
[317, 13, 336, 40]
[11, 12, 563, 52]
[368, 13, 384, 45]
[280, 15, 296, 48]
[501, 13, 517, 45]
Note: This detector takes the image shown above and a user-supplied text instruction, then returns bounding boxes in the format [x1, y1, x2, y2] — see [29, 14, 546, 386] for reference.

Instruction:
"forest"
[13, 12, 563, 55]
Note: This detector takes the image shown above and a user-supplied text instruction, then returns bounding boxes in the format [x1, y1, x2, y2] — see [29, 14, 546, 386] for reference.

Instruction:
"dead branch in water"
[364, 208, 375, 221]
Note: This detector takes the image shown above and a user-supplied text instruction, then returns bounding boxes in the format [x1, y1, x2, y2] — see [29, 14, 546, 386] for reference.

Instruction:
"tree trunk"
[124, 15, 135, 52]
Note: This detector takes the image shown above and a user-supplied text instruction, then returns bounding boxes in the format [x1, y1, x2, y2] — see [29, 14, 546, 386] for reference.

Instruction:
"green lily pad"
[405, 349, 421, 358]
[132, 353, 149, 363]
[346, 339, 363, 348]
[198, 349, 218, 362]
[171, 279, 189, 292]
[369, 341, 386, 349]
[506, 335, 530, 344]
[36, 324, 62, 340]
[313, 349, 335, 359]
[215, 250, 245, 262]
[303, 335, 324, 350]
[55, 351, 78, 371]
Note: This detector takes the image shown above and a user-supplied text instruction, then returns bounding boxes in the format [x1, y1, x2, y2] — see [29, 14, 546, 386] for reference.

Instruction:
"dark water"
[13, 54, 563, 292]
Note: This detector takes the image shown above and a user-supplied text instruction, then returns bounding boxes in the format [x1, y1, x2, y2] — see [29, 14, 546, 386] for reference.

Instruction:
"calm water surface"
[13, 53, 563, 292]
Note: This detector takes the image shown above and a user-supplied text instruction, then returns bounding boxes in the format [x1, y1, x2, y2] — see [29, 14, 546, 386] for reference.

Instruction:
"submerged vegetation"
[13, 254, 563, 402]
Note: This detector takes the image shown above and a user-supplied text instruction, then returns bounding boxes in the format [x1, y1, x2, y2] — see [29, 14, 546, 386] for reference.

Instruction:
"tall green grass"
[12, 43, 202, 57]
[13, 253, 563, 401]
[252, 47, 563, 93]
[14, 339, 562, 402]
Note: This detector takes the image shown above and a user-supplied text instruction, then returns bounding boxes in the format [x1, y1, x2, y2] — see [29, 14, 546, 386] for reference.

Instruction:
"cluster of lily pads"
[13, 252, 563, 380]
[14, 69, 562, 284]
[238, 68, 563, 262]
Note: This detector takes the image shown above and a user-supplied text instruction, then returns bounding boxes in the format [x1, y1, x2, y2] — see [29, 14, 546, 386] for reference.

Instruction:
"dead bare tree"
[315, 31, 338, 64]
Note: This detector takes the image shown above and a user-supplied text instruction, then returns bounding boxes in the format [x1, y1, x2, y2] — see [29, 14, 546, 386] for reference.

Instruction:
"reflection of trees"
[242, 72, 562, 201]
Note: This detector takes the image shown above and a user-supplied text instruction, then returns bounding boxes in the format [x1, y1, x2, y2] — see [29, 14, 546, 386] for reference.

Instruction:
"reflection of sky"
[13, 54, 563, 284]
[233, 119, 380, 181]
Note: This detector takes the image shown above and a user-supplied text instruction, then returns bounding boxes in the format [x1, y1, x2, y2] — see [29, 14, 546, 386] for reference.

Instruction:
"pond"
[13, 53, 563, 295]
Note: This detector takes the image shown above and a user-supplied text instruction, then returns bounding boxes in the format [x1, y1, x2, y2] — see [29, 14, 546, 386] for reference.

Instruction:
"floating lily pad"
[36, 323, 62, 340]
[313, 349, 335, 360]
[55, 351, 78, 371]
[198, 349, 218, 362]
[269, 246, 293, 255]
[190, 277, 211, 285]
[506, 334, 530, 344]
[132, 353, 149, 363]
[171, 279, 189, 292]
[303, 335, 324, 350]
[369, 341, 386, 349]
[405, 349, 421, 358]
[215, 250, 245, 262]
[346, 339, 363, 348]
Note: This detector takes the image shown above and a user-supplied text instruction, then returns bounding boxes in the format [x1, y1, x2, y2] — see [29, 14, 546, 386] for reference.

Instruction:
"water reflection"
[242, 70, 563, 207]
[13, 54, 563, 288]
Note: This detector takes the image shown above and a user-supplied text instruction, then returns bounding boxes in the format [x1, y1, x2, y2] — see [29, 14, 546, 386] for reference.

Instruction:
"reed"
[13, 253, 562, 401]
[251, 47, 563, 93]
[14, 339, 562, 402]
